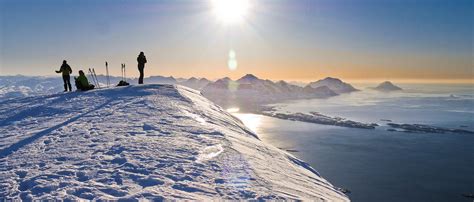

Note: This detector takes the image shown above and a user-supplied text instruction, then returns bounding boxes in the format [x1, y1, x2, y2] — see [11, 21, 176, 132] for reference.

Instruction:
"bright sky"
[0, 0, 472, 82]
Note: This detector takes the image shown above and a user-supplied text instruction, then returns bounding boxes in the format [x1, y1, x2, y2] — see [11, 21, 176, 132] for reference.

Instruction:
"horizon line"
[1, 74, 473, 84]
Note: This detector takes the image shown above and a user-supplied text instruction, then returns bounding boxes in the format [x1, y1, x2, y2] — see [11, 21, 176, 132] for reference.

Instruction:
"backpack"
[117, 80, 130, 86]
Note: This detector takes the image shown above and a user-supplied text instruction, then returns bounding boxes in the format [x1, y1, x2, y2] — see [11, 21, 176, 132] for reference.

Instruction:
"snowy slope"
[0, 75, 180, 99]
[0, 85, 349, 201]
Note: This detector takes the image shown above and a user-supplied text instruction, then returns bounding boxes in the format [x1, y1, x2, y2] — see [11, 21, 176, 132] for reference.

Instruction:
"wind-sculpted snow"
[0, 85, 348, 201]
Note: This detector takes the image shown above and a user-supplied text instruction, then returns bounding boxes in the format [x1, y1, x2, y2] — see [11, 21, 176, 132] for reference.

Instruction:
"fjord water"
[233, 83, 474, 202]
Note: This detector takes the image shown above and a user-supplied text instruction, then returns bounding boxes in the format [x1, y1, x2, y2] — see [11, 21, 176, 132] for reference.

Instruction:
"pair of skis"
[105, 62, 126, 86]
[88, 68, 101, 89]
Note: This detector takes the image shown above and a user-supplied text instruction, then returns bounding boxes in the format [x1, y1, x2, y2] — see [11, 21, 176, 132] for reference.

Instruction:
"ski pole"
[95, 68, 101, 88]
[121, 64, 123, 81]
[88, 68, 97, 87]
[124, 63, 127, 82]
[90, 68, 97, 86]
[93, 68, 101, 89]
[105, 61, 110, 87]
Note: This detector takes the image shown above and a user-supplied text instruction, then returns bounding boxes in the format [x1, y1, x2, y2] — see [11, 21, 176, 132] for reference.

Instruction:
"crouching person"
[75, 70, 95, 91]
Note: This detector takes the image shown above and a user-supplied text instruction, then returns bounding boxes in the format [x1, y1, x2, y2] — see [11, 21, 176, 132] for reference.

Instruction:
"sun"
[211, 0, 250, 24]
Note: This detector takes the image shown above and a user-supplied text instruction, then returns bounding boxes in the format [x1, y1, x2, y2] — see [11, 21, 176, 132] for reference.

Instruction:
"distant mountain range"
[201, 74, 343, 109]
[1, 75, 360, 108]
[0, 75, 62, 98]
[308, 77, 359, 94]
[179, 77, 212, 90]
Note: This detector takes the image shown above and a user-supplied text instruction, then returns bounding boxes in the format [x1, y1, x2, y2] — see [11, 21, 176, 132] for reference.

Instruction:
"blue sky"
[0, 0, 472, 81]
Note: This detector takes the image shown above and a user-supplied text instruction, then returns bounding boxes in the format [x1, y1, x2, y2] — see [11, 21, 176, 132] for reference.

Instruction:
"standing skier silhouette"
[55, 60, 73, 91]
[137, 52, 147, 84]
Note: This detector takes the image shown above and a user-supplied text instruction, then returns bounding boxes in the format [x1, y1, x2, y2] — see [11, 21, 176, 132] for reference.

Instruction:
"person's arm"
[68, 65, 72, 74]
[144, 57, 147, 63]
[55, 66, 63, 73]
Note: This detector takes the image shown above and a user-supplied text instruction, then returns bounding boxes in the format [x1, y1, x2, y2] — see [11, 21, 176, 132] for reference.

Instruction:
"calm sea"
[233, 83, 474, 202]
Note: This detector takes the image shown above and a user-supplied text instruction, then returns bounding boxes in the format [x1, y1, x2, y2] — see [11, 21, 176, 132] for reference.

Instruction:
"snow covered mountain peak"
[187, 77, 198, 82]
[202, 75, 339, 109]
[308, 77, 358, 94]
[237, 74, 260, 83]
[0, 85, 348, 201]
[322, 77, 342, 82]
[220, 77, 232, 81]
[373, 81, 402, 92]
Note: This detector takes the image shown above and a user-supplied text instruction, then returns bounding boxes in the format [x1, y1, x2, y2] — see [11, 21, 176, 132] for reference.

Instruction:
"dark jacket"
[137, 55, 147, 68]
[57, 64, 72, 76]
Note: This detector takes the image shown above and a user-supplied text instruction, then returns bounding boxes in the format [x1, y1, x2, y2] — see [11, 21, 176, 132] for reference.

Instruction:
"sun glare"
[228, 49, 238, 70]
[211, 0, 250, 24]
[232, 113, 262, 133]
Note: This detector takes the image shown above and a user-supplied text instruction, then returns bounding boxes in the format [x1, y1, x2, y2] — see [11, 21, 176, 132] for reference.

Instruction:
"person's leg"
[75, 78, 81, 90]
[62, 75, 68, 91]
[138, 67, 144, 84]
[65, 75, 72, 91]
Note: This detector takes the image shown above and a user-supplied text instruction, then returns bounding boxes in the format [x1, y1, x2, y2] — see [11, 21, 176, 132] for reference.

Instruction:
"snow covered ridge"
[0, 85, 349, 201]
[0, 75, 209, 99]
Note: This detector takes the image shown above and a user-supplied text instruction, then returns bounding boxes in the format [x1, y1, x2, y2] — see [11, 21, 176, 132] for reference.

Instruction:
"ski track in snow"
[0, 84, 348, 201]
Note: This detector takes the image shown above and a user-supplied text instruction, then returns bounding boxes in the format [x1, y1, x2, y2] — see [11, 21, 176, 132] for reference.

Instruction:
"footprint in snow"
[135, 177, 164, 188]
[110, 157, 127, 165]
[143, 123, 156, 131]
[99, 188, 127, 197]
[143, 123, 171, 135]
[171, 183, 215, 194]
[15, 170, 28, 178]
[56, 156, 70, 161]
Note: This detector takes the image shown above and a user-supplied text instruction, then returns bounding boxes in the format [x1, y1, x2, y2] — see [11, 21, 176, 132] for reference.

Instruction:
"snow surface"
[0, 84, 348, 201]
[0, 75, 204, 99]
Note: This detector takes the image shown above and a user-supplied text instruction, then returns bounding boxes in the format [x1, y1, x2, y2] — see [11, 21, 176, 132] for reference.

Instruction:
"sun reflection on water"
[226, 107, 240, 113]
[231, 113, 262, 134]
